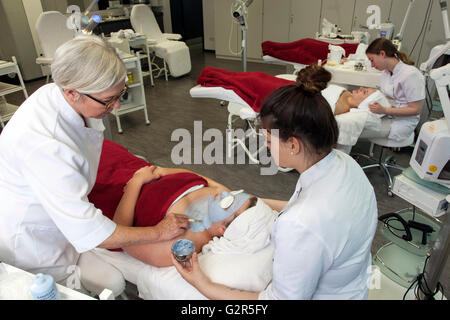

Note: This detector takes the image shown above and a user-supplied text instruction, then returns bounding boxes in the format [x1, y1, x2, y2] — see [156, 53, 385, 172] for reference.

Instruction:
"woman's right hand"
[129, 165, 161, 185]
[171, 252, 210, 288]
[155, 212, 190, 241]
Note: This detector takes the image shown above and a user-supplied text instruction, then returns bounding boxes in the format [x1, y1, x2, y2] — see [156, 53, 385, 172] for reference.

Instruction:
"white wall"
[203, 0, 215, 50]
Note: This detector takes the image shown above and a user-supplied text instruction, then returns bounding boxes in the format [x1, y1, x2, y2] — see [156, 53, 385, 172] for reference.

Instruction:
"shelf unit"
[112, 52, 150, 134]
[0, 56, 28, 128]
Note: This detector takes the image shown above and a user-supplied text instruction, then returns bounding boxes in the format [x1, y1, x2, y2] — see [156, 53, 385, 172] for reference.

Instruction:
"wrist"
[126, 176, 145, 189]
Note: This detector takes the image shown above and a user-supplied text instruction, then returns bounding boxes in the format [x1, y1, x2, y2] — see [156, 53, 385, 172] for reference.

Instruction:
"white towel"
[321, 84, 347, 114]
[202, 198, 277, 255]
[356, 90, 391, 118]
[136, 198, 277, 299]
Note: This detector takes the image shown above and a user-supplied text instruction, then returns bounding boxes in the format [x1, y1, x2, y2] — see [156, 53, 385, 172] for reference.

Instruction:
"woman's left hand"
[368, 102, 386, 115]
[171, 252, 210, 288]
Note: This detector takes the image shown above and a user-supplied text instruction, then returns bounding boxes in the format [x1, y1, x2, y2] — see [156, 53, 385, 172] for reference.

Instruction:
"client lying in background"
[296, 64, 391, 116]
[88, 140, 257, 268]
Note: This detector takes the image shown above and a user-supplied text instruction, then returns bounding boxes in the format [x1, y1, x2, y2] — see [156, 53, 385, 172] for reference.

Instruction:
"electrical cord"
[403, 254, 445, 300]
[409, 0, 433, 57]
[228, 2, 244, 56]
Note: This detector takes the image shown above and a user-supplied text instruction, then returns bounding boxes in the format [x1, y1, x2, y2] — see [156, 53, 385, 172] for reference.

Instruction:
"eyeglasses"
[84, 85, 129, 111]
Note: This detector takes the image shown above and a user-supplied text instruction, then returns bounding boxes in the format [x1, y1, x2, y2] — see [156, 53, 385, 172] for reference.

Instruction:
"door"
[289, 0, 322, 41]
[262, 0, 291, 43]
[214, 0, 239, 58]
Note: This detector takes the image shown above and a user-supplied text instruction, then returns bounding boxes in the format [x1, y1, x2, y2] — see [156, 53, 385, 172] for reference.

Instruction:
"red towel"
[262, 38, 359, 65]
[197, 67, 294, 112]
[88, 139, 208, 250]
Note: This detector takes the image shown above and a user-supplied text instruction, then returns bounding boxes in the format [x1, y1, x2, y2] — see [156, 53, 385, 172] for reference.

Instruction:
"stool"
[360, 133, 415, 196]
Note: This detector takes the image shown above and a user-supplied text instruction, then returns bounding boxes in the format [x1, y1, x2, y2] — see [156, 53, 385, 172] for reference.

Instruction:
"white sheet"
[136, 198, 277, 300]
[190, 84, 370, 147]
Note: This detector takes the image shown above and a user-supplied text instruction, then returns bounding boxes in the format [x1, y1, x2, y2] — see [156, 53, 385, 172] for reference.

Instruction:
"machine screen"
[415, 140, 428, 166]
[438, 159, 450, 181]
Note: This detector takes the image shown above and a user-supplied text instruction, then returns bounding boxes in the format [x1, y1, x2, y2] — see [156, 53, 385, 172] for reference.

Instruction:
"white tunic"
[259, 150, 378, 300]
[0, 84, 116, 281]
[380, 61, 425, 141]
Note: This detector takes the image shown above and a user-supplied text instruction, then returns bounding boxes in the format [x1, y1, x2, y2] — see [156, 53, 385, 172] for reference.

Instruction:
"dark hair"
[259, 83, 338, 156]
[296, 64, 332, 91]
[366, 38, 415, 65]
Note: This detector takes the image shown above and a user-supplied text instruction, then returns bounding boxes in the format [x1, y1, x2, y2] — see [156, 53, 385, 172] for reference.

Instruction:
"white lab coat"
[0, 84, 116, 281]
[259, 150, 378, 300]
[380, 60, 425, 141]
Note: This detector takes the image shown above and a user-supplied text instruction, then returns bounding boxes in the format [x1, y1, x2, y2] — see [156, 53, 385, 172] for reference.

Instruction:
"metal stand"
[418, 200, 450, 299]
[241, 25, 247, 72]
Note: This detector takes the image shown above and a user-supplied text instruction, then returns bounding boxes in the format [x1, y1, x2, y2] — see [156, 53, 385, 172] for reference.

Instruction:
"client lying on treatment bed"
[88, 140, 259, 268]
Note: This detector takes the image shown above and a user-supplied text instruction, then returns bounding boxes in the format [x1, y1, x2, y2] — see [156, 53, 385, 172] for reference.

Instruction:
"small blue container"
[30, 273, 60, 300]
[172, 239, 195, 262]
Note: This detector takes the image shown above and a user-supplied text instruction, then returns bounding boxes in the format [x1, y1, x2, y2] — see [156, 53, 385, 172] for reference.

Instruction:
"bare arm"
[98, 166, 190, 249]
[369, 100, 422, 117]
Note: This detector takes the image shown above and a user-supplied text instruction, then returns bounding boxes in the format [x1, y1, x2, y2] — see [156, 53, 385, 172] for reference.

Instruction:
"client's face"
[351, 87, 377, 105]
[209, 196, 256, 236]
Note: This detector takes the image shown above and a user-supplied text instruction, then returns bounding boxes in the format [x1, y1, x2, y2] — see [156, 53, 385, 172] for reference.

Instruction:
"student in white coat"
[363, 38, 426, 141]
[172, 80, 379, 300]
[0, 35, 189, 282]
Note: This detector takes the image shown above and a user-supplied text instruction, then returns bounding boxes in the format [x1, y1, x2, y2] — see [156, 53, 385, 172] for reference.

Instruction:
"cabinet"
[0, 56, 28, 129]
[262, 0, 290, 43]
[289, 0, 322, 41]
[112, 52, 150, 134]
[214, 0, 263, 61]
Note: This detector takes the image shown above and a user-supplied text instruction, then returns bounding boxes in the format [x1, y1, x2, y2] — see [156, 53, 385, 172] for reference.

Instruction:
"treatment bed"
[79, 140, 421, 300]
[80, 139, 277, 299]
[262, 38, 382, 88]
[191, 67, 384, 157]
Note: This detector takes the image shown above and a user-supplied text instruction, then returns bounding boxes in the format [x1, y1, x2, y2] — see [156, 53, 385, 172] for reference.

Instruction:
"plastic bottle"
[29, 273, 60, 300]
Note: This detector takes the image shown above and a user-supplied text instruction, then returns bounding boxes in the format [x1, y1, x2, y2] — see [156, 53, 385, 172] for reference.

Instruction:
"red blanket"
[262, 38, 358, 65]
[197, 67, 294, 112]
[88, 140, 208, 249]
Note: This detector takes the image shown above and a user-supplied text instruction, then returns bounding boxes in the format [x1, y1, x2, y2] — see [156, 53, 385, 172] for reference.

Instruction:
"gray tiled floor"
[6, 45, 448, 299]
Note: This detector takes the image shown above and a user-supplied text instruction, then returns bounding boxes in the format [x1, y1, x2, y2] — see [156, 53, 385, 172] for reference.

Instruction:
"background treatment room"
[0, 0, 449, 306]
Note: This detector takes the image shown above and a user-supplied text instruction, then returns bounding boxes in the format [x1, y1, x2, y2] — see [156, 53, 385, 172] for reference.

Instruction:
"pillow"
[356, 90, 391, 118]
[136, 198, 278, 299]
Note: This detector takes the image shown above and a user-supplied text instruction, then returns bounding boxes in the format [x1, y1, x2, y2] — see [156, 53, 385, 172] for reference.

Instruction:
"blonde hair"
[51, 35, 127, 94]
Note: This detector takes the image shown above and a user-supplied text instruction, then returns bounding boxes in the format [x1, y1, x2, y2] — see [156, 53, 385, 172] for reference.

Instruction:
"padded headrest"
[130, 4, 163, 40]
[35, 11, 75, 58]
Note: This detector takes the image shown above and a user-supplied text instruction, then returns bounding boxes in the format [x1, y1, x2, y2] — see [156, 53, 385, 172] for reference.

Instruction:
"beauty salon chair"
[35, 11, 75, 83]
[130, 4, 191, 81]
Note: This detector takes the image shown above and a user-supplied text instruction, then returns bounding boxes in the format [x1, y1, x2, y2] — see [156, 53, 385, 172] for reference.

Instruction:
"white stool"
[361, 133, 415, 196]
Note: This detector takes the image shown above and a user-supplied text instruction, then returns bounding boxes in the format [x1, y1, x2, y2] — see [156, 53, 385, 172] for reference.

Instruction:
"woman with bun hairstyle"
[364, 38, 425, 141]
[296, 64, 381, 116]
[172, 79, 378, 300]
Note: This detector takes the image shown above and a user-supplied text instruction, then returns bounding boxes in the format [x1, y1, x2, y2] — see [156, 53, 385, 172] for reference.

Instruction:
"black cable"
[403, 254, 444, 300]
[409, 0, 433, 57]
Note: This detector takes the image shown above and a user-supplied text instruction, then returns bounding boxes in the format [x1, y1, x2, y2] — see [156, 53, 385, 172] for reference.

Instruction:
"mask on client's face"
[186, 190, 251, 232]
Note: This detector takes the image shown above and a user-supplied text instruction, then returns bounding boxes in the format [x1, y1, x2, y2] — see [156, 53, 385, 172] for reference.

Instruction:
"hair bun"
[296, 64, 332, 94]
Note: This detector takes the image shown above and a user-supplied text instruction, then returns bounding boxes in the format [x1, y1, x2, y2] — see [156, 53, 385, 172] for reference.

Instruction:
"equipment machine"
[386, 1, 450, 299]
[231, 0, 254, 72]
